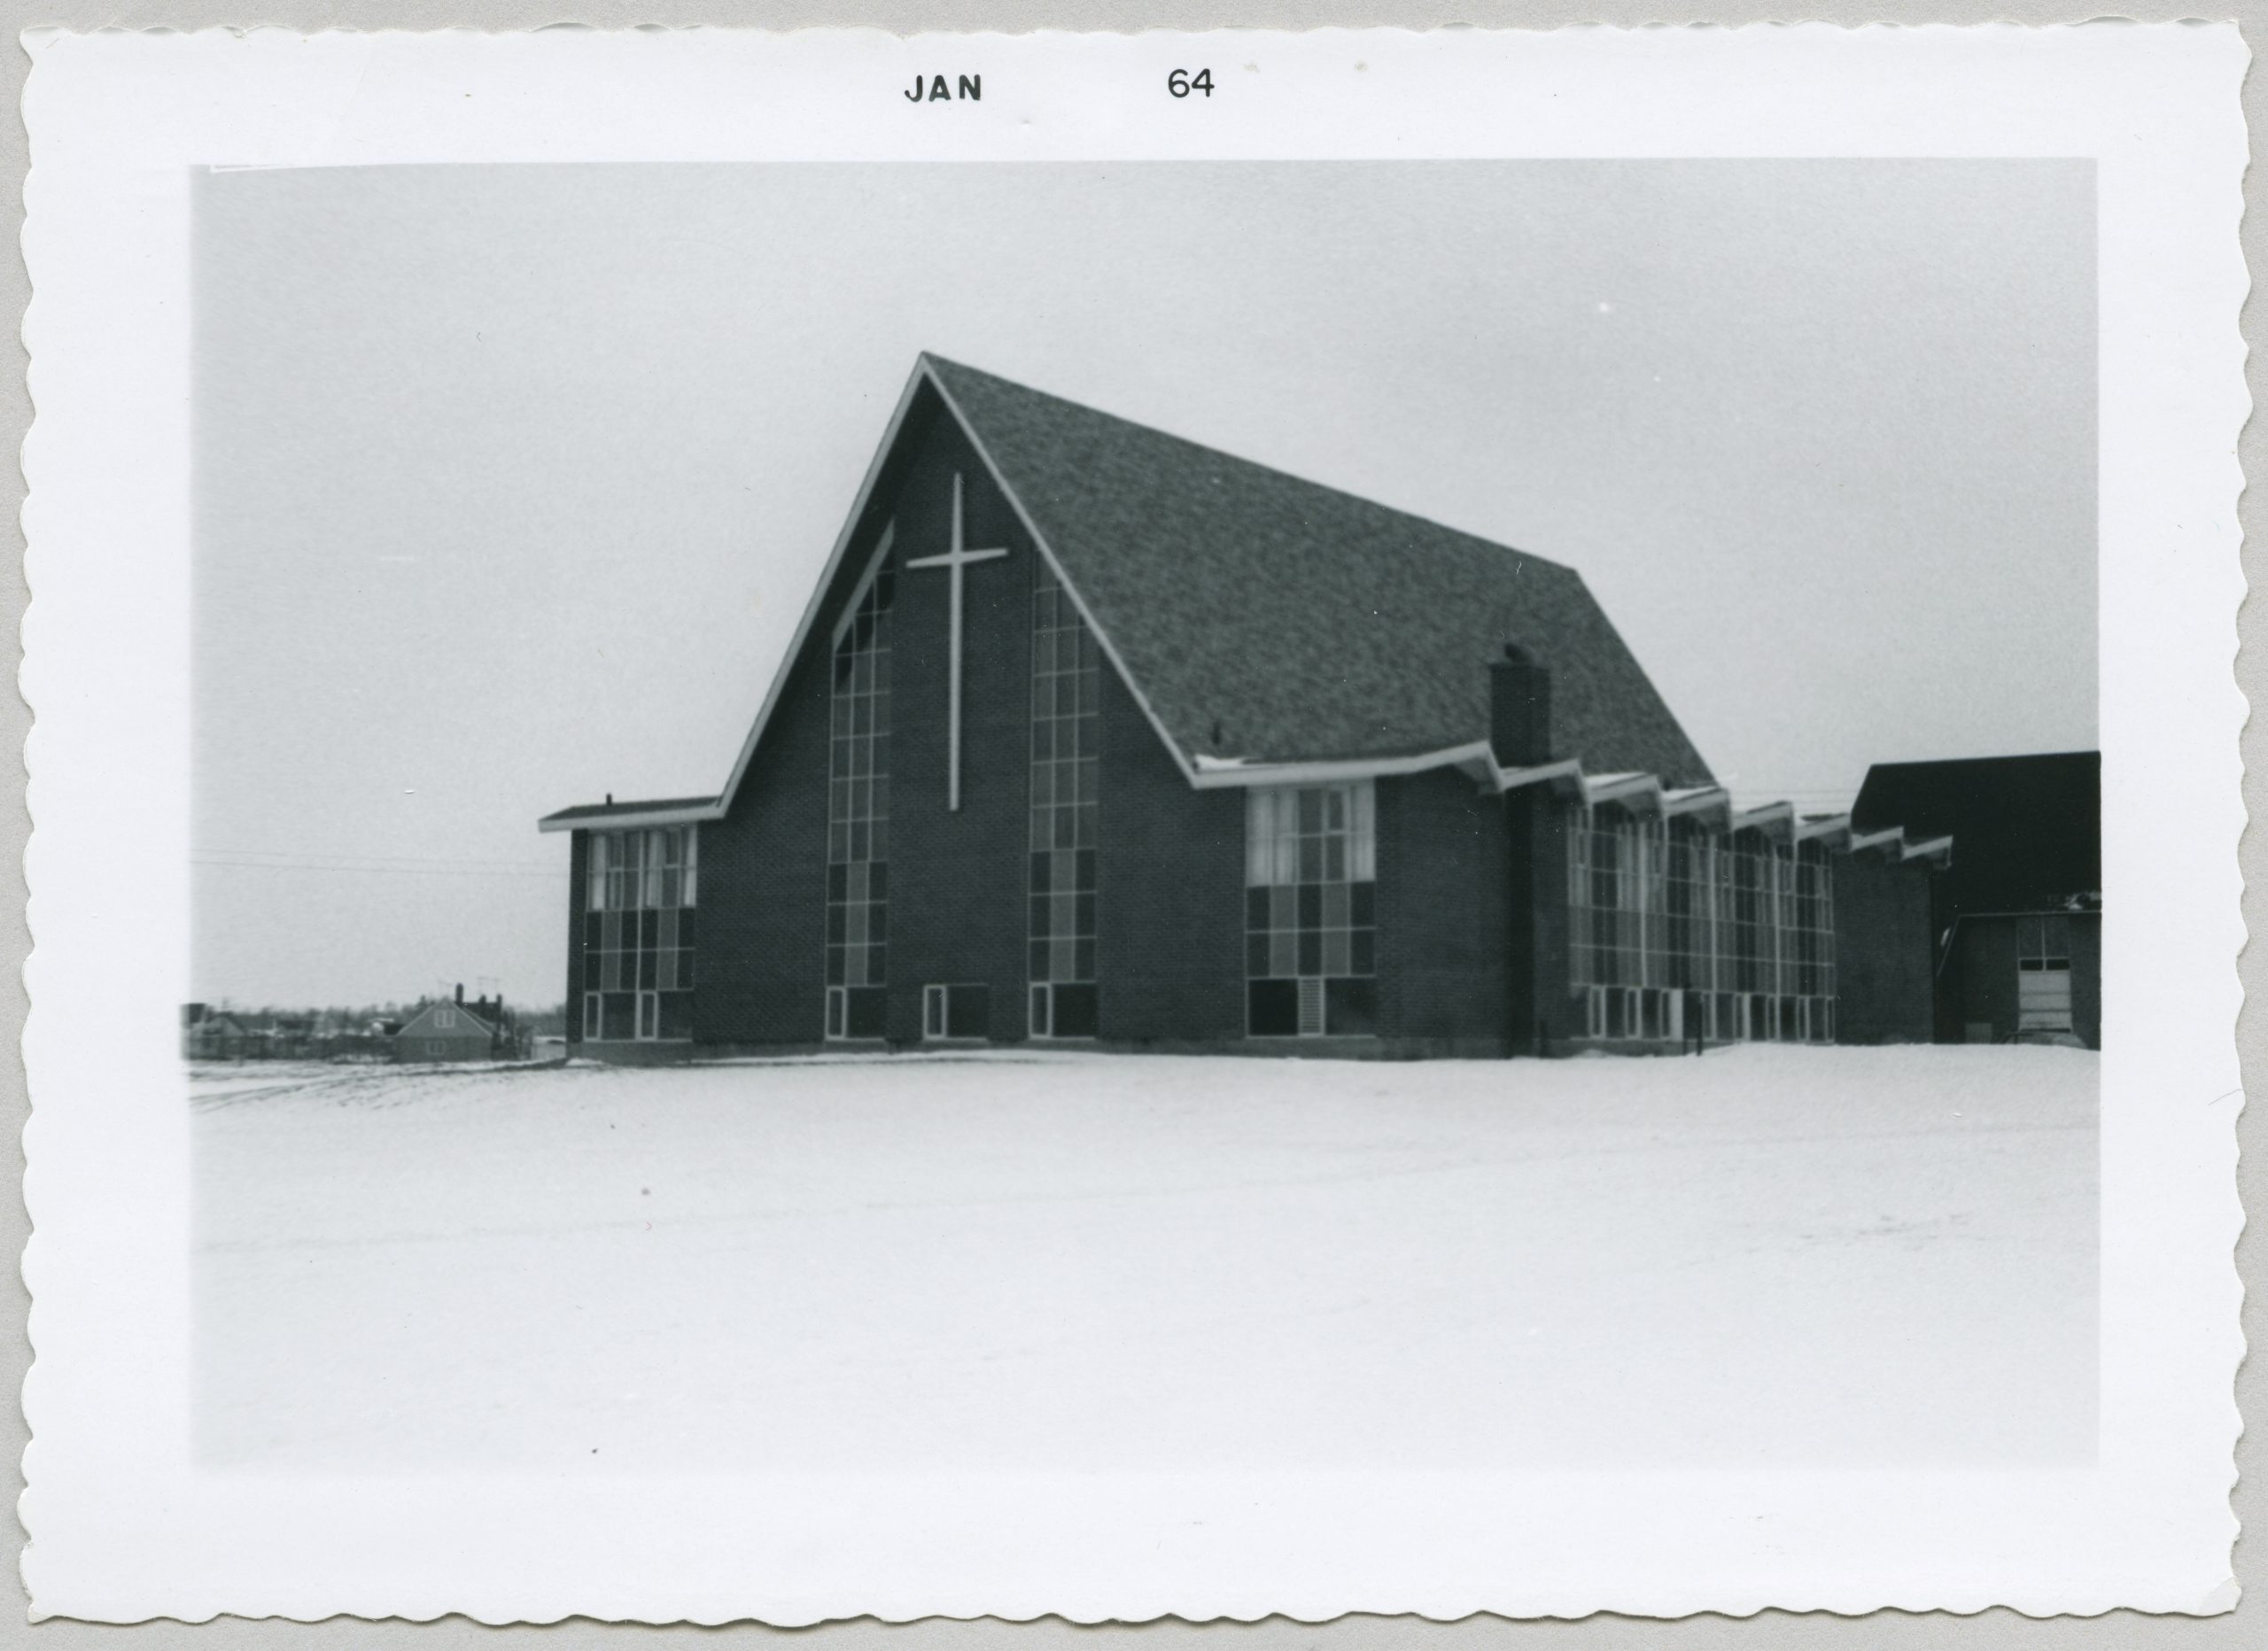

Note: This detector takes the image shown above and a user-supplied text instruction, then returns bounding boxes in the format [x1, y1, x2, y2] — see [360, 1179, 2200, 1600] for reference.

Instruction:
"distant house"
[1852, 752, 2101, 1050]
[393, 989, 501, 1063]
[182, 1004, 249, 1061]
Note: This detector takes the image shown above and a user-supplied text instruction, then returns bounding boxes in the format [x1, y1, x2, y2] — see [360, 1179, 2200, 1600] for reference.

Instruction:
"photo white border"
[17, 24, 2249, 1623]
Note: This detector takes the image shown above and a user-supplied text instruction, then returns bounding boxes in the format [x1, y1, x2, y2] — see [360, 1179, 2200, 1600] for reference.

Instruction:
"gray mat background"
[2, 3, 2255, 1644]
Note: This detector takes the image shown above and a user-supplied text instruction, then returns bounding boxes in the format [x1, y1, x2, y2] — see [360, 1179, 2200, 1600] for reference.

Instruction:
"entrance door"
[2016, 915, 2074, 1036]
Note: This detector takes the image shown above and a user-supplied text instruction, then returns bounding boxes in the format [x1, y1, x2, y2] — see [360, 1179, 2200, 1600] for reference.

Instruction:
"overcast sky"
[192, 160, 2094, 1009]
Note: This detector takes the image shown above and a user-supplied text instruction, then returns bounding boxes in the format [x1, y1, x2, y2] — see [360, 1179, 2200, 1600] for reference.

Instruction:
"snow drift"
[191, 1045, 2096, 1473]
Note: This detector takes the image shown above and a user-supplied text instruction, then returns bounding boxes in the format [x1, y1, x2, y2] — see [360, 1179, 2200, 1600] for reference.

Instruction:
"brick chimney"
[454, 982, 464, 1004]
[1489, 643, 1552, 768]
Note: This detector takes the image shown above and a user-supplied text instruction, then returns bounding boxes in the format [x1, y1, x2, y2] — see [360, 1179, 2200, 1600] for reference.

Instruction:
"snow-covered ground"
[192, 1046, 2096, 1472]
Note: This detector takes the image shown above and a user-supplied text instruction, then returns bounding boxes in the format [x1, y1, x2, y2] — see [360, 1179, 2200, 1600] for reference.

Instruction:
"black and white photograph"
[187, 157, 2105, 1473]
[18, 25, 2246, 1623]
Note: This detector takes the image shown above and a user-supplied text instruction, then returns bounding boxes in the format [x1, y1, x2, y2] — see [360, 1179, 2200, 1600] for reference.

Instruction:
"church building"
[540, 355, 1951, 1058]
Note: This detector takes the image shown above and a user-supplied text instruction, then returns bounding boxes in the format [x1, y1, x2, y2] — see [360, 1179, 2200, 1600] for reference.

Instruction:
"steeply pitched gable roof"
[926, 356, 1713, 785]
[541, 354, 1714, 830]
[1852, 751, 2100, 912]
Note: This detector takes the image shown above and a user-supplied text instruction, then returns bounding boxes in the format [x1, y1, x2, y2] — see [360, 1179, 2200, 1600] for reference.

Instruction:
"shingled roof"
[926, 356, 1714, 786]
[542, 356, 1718, 831]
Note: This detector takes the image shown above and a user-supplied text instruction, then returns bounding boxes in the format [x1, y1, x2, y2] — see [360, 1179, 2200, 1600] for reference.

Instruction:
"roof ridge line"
[920, 353, 1580, 577]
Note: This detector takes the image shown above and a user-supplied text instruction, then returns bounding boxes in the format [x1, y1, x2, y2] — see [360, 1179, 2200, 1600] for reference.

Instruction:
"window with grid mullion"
[579, 826, 699, 1033]
[1244, 784, 1377, 985]
[827, 562, 894, 997]
[1029, 564, 1098, 986]
[1571, 814, 1838, 1030]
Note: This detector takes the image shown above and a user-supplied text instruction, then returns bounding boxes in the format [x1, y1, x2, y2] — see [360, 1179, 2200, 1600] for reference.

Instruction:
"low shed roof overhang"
[540, 748, 1954, 868]
[537, 796, 722, 834]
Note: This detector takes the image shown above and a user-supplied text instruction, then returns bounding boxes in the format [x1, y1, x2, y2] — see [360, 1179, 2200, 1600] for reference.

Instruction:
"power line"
[201, 846, 563, 871]
[193, 858, 567, 880]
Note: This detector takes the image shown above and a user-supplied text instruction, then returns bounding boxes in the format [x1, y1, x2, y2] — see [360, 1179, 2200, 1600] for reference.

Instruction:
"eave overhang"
[538, 798, 723, 834]
[1730, 801, 1798, 843]
[1900, 834, 1955, 868]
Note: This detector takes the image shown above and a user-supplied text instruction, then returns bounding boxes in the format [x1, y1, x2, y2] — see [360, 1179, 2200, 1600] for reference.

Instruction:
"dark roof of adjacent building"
[926, 357, 1715, 785]
[1852, 751, 2100, 913]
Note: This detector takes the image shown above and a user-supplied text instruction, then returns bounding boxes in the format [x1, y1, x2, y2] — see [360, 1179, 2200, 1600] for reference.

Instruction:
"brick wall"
[689, 394, 952, 1045]
[1375, 770, 1514, 1050]
[685, 390, 1194, 1050]
[1833, 852, 1936, 1043]
[1951, 916, 2022, 1043]
[1094, 664, 1245, 1043]
[693, 633, 833, 1044]
[876, 415, 1035, 1043]
[1506, 790, 1572, 1054]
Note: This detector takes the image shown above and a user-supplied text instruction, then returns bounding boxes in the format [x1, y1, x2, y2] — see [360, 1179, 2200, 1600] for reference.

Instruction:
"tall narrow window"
[1791, 842, 1836, 1042]
[1567, 805, 1619, 991]
[1727, 828, 1773, 1038]
[1566, 805, 1675, 1040]
[1666, 819, 1718, 1035]
[826, 558, 894, 1040]
[1245, 783, 1376, 1036]
[1769, 840, 1799, 1041]
[580, 826, 698, 1042]
[1028, 562, 1099, 1038]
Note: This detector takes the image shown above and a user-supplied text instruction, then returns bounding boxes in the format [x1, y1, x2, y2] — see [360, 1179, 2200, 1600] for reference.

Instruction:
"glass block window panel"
[1245, 781, 1377, 1036]
[1029, 562, 1099, 1018]
[579, 826, 697, 1040]
[827, 557, 896, 1028]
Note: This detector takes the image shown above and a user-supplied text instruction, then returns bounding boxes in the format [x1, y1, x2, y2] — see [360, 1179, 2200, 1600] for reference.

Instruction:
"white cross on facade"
[905, 471, 1010, 811]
